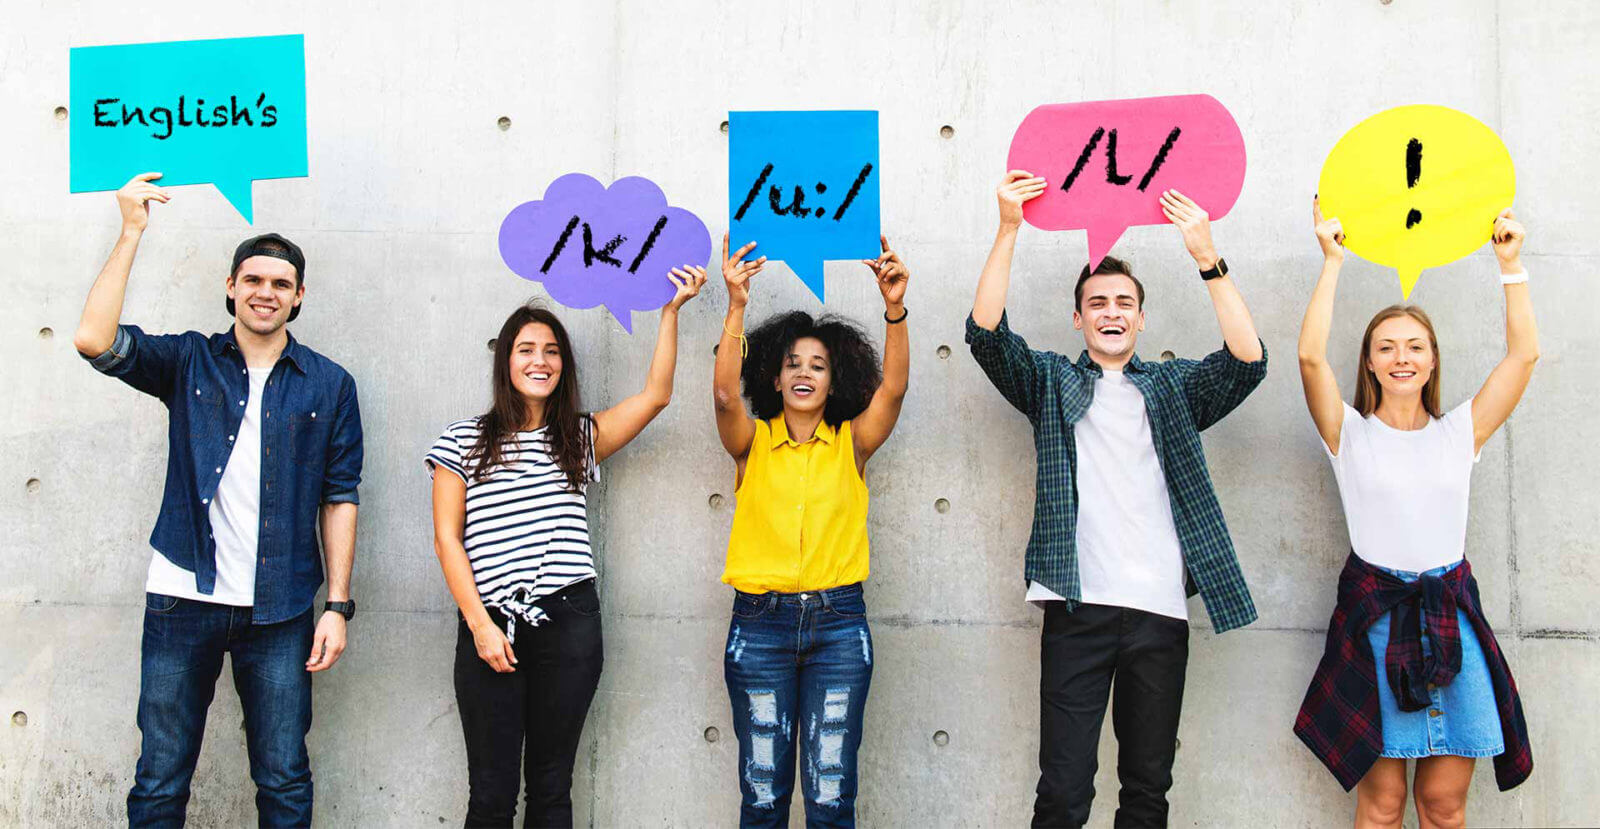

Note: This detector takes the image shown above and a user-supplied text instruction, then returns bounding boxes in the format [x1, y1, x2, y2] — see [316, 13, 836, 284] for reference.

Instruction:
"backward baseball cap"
[228, 233, 306, 321]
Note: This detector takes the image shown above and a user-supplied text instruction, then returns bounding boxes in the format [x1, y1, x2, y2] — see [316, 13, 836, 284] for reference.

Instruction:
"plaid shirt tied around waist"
[965, 311, 1267, 633]
[1295, 553, 1533, 791]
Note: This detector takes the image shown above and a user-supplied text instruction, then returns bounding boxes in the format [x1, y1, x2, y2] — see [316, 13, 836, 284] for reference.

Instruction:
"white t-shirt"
[425, 417, 598, 630]
[1028, 369, 1189, 621]
[1325, 400, 1478, 573]
[146, 367, 269, 605]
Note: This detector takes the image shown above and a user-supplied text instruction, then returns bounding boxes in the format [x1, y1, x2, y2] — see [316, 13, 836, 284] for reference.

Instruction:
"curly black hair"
[741, 311, 882, 426]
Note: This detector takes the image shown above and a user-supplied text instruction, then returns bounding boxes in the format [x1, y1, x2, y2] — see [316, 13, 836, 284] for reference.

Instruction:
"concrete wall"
[4, 1, 1597, 825]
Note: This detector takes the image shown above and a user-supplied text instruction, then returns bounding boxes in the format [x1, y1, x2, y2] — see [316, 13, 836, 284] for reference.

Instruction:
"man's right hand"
[997, 170, 1047, 229]
[116, 172, 170, 234]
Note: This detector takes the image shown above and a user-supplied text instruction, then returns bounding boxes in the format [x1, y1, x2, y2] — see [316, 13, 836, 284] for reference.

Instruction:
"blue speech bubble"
[728, 110, 880, 302]
[69, 34, 308, 223]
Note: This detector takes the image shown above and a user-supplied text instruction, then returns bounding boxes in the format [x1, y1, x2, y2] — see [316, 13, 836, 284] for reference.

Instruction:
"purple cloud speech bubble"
[498, 173, 711, 332]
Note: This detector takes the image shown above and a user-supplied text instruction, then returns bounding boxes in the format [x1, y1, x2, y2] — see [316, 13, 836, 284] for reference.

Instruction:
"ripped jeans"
[724, 582, 873, 828]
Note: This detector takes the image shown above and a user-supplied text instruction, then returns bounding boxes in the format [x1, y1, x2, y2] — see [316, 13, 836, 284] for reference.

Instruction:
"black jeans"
[1034, 603, 1189, 829]
[454, 579, 604, 828]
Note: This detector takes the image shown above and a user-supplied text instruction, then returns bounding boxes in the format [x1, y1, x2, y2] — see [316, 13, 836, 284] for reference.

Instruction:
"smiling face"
[509, 322, 563, 403]
[227, 255, 302, 336]
[1365, 314, 1435, 401]
[1073, 273, 1145, 361]
[775, 336, 832, 416]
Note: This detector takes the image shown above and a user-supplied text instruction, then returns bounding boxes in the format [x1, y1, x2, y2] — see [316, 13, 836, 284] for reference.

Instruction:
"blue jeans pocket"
[732, 592, 770, 619]
[145, 592, 181, 614]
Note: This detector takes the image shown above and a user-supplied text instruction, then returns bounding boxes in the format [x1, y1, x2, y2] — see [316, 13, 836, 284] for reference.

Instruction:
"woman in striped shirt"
[427, 266, 705, 828]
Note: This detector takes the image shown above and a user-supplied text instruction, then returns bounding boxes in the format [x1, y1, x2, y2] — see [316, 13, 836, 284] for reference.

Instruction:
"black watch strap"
[1199, 257, 1229, 281]
[325, 600, 355, 620]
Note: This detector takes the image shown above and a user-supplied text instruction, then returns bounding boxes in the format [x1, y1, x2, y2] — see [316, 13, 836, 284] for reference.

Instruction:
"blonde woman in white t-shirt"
[1295, 197, 1539, 829]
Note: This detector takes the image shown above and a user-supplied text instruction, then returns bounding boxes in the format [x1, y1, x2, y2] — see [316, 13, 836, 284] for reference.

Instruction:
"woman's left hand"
[666, 265, 708, 310]
[862, 235, 909, 307]
[1492, 208, 1525, 269]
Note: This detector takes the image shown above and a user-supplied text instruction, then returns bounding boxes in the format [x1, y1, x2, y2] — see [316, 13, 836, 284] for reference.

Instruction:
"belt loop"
[819, 588, 834, 611]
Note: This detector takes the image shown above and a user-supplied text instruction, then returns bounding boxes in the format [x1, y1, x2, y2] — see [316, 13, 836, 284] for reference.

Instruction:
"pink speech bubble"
[1007, 94, 1246, 269]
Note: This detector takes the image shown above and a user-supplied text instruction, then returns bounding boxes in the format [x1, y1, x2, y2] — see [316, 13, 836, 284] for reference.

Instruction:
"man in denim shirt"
[74, 173, 363, 827]
[967, 174, 1266, 828]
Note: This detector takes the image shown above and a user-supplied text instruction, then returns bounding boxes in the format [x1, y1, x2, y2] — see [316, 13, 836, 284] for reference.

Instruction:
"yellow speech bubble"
[1318, 105, 1515, 298]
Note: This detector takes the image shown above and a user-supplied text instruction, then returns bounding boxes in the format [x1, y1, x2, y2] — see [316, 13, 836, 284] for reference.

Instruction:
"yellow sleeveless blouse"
[721, 416, 871, 594]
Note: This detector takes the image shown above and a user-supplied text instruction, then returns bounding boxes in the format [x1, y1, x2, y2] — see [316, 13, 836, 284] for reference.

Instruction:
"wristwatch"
[325, 600, 356, 621]
[1199, 258, 1229, 281]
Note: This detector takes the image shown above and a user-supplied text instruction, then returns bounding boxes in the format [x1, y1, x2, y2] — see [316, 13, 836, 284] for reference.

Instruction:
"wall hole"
[934, 498, 950, 514]
[1174, 737, 1182, 751]
[719, 120, 730, 134]
[11, 711, 25, 726]
[26, 478, 41, 494]
[38, 327, 53, 340]
[936, 344, 951, 360]
[703, 726, 721, 743]
[933, 730, 949, 746]
[496, 116, 512, 131]
[708, 493, 725, 509]
[1160, 350, 1176, 362]
[486, 339, 497, 351]
[939, 125, 955, 139]
[53, 106, 68, 121]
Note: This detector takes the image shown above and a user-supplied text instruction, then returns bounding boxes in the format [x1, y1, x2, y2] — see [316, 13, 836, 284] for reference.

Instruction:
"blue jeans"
[724, 583, 874, 828]
[128, 593, 315, 828]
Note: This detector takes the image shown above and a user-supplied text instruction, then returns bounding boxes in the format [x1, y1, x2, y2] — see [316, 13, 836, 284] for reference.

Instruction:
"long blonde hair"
[1354, 304, 1442, 418]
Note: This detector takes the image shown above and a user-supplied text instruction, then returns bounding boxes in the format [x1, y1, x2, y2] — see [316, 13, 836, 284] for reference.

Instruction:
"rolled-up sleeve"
[1180, 339, 1269, 431]
[80, 325, 183, 400]
[965, 311, 1048, 420]
[322, 372, 364, 504]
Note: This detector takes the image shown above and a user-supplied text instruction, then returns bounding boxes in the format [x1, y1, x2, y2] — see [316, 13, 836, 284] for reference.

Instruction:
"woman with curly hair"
[712, 232, 911, 827]
[425, 265, 706, 828]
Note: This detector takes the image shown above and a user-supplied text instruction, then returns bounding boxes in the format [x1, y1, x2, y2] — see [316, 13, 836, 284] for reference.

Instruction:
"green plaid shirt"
[965, 311, 1267, 633]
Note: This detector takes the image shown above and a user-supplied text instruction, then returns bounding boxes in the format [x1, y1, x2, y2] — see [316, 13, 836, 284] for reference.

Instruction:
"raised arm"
[1298, 196, 1348, 455]
[852, 236, 910, 465]
[73, 172, 170, 357]
[592, 266, 707, 462]
[1470, 209, 1540, 453]
[1161, 189, 1263, 363]
[972, 171, 1047, 330]
[713, 234, 765, 459]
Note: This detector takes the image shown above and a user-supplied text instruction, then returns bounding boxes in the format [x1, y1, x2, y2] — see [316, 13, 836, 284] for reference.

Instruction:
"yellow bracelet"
[723, 324, 748, 359]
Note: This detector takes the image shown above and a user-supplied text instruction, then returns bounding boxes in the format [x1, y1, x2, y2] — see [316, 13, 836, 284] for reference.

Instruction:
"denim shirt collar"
[209, 327, 309, 374]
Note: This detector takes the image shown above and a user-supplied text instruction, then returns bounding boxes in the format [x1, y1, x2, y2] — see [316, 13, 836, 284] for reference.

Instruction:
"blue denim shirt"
[85, 324, 363, 624]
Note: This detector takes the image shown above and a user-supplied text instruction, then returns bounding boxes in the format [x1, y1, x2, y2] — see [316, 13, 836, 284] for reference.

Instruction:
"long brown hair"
[465, 303, 591, 491]
[1353, 304, 1442, 419]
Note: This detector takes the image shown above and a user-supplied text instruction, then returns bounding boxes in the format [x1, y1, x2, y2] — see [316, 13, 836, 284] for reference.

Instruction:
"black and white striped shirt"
[426, 417, 597, 630]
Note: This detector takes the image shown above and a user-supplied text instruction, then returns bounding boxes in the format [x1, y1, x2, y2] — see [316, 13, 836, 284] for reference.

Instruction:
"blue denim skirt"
[1365, 560, 1504, 759]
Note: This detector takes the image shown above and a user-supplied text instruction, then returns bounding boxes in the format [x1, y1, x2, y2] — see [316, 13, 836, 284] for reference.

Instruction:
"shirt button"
[195, 388, 201, 396]
[238, 400, 245, 406]
[215, 467, 222, 474]
[200, 497, 209, 505]
[796, 504, 803, 511]
[1428, 709, 1442, 718]
[228, 435, 235, 442]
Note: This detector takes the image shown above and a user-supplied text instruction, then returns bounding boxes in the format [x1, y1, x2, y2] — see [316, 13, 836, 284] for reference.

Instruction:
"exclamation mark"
[1405, 138, 1423, 229]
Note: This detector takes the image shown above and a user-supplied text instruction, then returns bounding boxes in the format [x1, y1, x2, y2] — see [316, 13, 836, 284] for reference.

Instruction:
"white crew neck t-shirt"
[1028, 368, 1189, 621]
[145, 367, 269, 605]
[1325, 399, 1478, 573]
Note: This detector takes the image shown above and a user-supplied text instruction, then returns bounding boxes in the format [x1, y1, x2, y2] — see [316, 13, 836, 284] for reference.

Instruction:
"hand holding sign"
[1007, 95, 1246, 269]
[499, 174, 711, 333]
[115, 172, 173, 233]
[721, 234, 768, 311]
[728, 110, 880, 302]
[1317, 105, 1516, 297]
[70, 35, 308, 223]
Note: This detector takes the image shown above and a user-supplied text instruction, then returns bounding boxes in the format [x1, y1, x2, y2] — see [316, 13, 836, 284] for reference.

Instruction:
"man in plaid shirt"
[966, 173, 1267, 828]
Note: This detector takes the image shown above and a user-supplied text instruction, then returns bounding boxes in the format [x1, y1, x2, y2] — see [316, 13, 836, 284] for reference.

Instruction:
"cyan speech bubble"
[728, 110, 880, 302]
[499, 174, 712, 333]
[69, 34, 308, 223]
[1008, 95, 1246, 270]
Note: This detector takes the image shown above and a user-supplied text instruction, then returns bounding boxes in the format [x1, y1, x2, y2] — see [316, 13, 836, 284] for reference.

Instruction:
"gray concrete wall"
[4, 1, 1597, 825]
